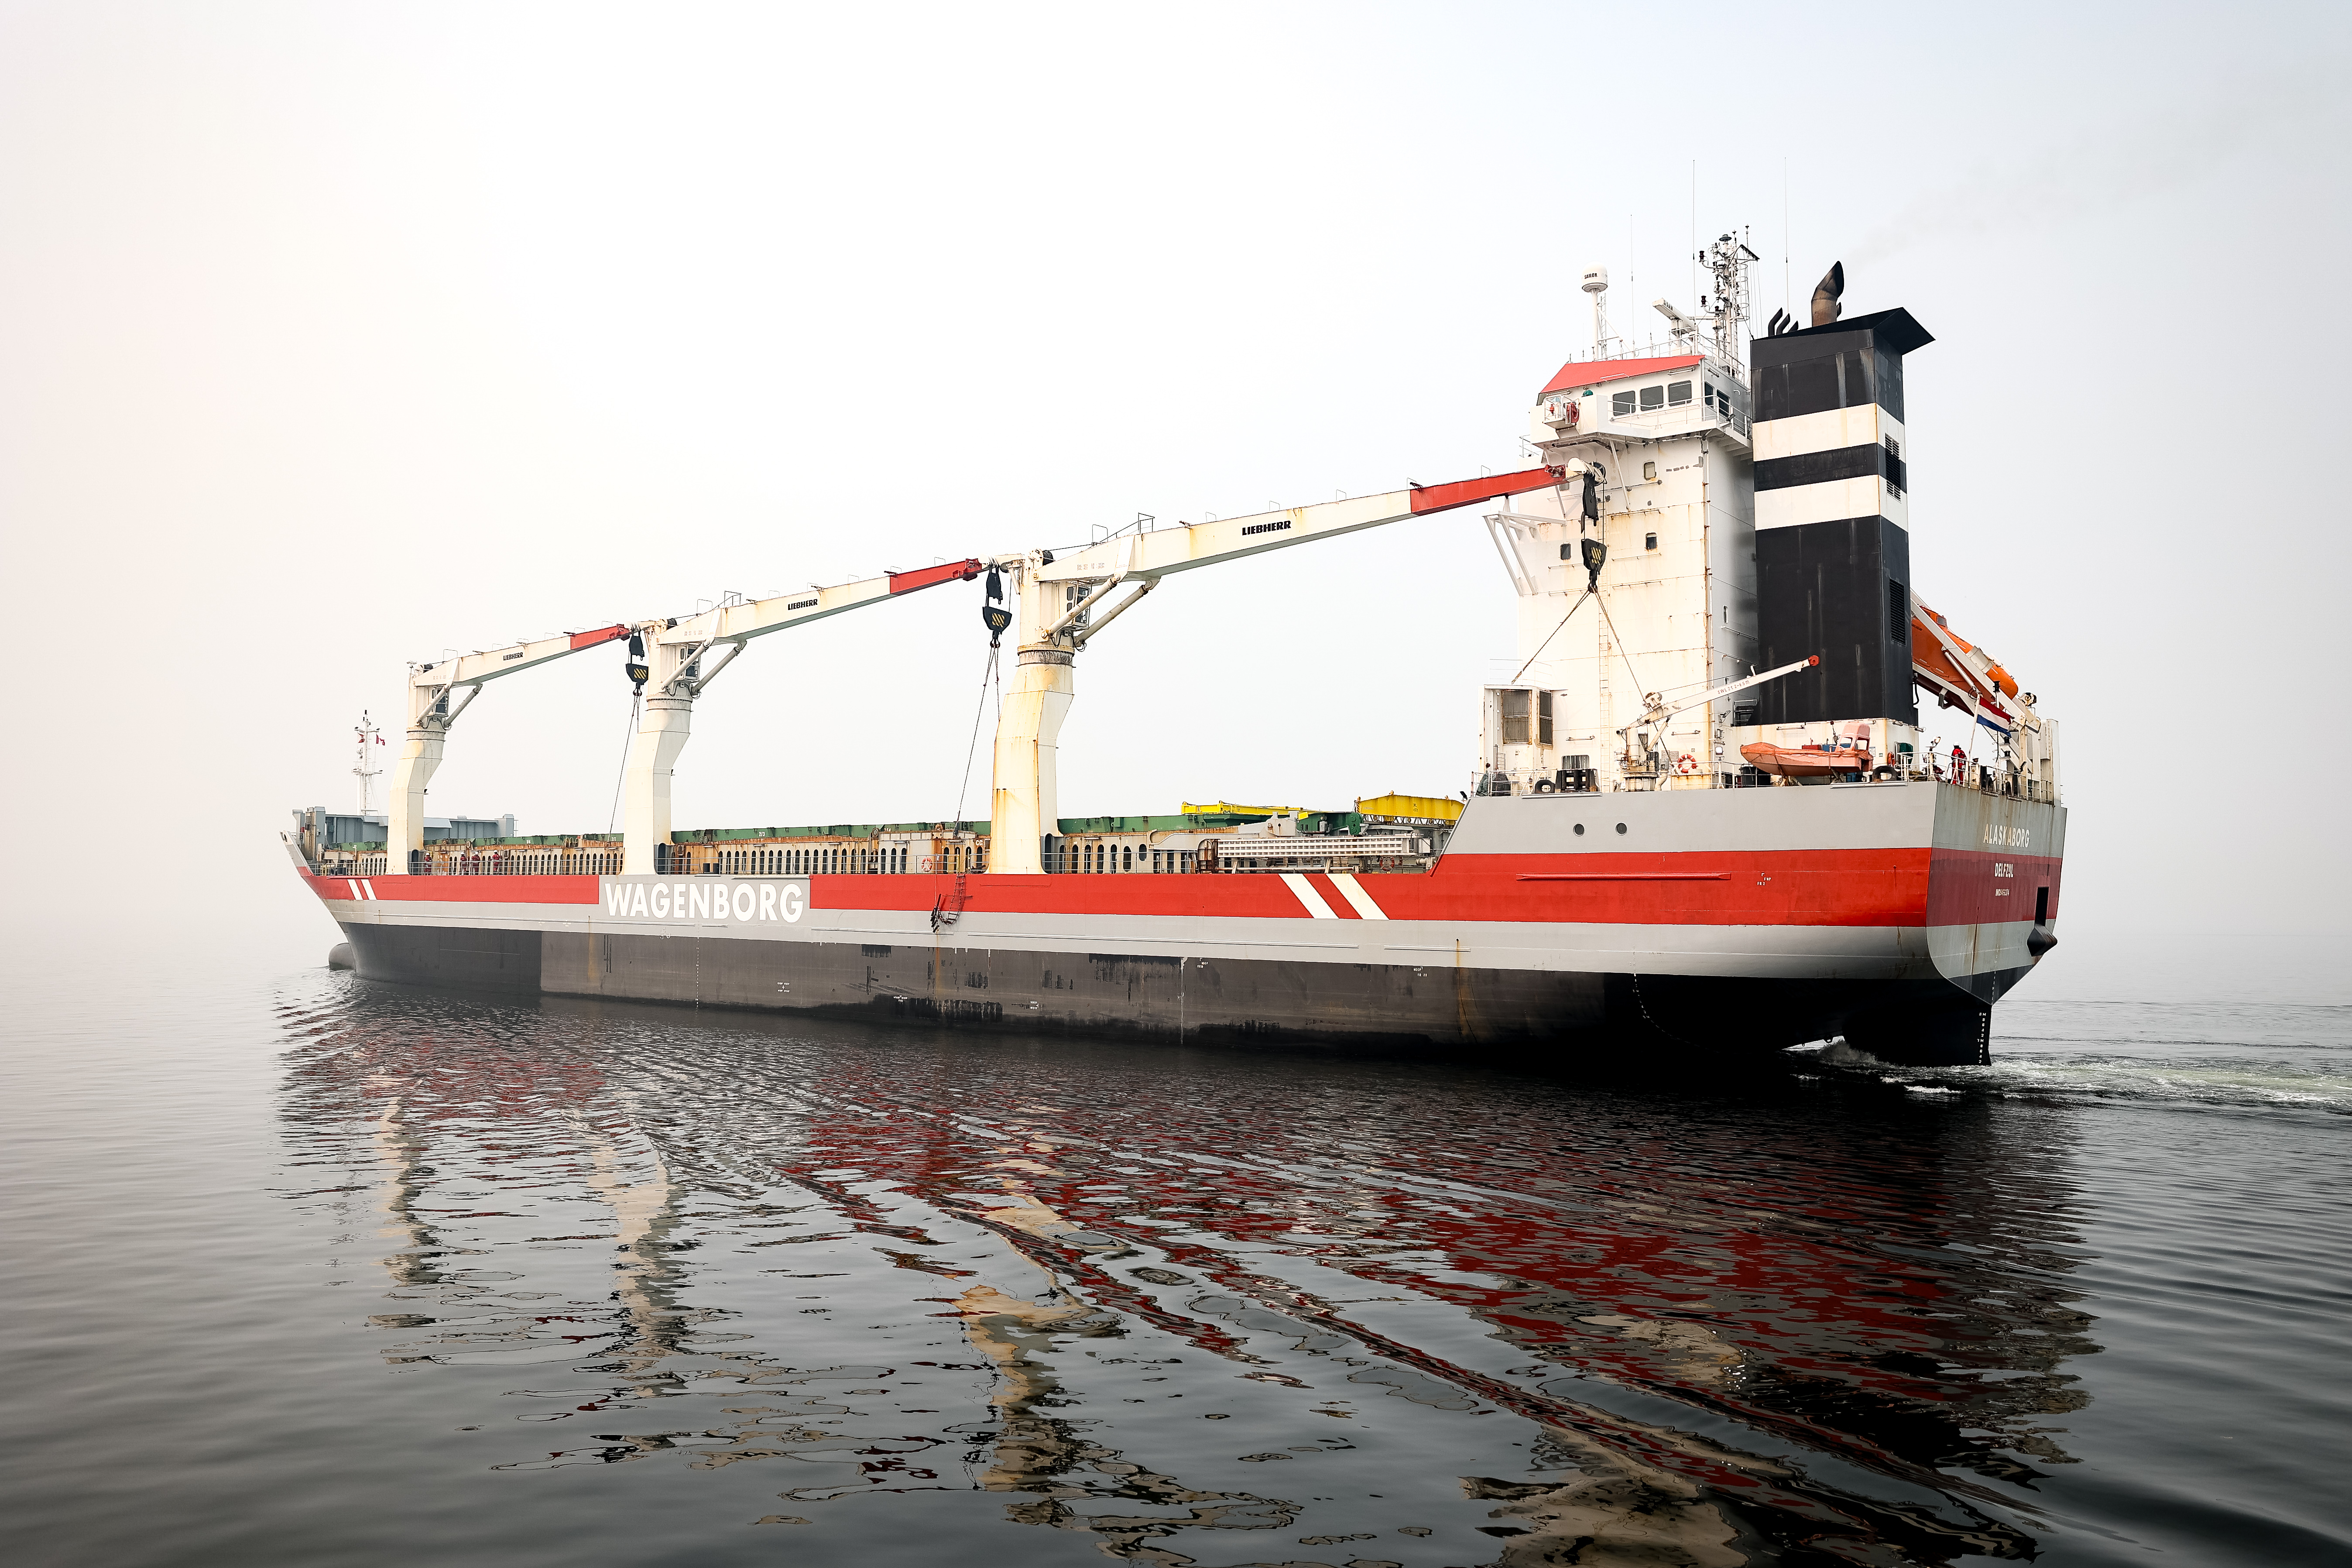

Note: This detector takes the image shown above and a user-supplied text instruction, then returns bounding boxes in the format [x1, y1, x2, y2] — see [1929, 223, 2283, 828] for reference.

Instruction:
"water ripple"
[243, 977, 2352, 1565]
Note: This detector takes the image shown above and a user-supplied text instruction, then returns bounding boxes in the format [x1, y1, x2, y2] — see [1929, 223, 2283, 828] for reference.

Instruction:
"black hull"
[338, 921, 2006, 1067]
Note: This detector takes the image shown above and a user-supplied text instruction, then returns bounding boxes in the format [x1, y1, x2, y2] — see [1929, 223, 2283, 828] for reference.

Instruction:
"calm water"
[4, 939, 2347, 1567]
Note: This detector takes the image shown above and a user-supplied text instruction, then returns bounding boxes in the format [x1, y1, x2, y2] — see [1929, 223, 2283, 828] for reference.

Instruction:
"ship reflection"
[281, 984, 2096, 1564]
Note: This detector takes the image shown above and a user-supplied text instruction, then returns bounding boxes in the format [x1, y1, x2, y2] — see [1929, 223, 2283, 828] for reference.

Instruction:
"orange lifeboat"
[1913, 603, 2020, 702]
[1740, 741, 1873, 779]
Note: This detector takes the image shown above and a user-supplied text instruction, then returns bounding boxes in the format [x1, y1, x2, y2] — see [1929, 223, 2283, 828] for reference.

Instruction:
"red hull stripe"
[1925, 850, 2064, 926]
[1408, 467, 1557, 515]
[307, 871, 601, 905]
[309, 845, 2061, 930]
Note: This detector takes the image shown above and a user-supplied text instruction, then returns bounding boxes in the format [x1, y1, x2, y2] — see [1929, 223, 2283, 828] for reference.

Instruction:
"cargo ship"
[290, 249, 2062, 1066]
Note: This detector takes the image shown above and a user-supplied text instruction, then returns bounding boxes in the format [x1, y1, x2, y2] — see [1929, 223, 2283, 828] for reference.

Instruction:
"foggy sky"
[3, 1, 2346, 971]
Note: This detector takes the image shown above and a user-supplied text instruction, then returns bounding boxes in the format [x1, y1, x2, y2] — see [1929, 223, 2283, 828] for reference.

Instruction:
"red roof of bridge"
[1539, 353, 1705, 397]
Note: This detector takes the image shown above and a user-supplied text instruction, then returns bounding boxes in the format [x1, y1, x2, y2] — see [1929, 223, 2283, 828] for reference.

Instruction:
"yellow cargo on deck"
[1354, 793, 1464, 822]
[1180, 800, 1313, 817]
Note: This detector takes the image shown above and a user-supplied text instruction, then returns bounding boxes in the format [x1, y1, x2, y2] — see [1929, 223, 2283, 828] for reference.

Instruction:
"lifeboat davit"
[1740, 741, 1872, 779]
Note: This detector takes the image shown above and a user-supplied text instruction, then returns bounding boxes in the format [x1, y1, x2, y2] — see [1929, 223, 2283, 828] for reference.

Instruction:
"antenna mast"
[1582, 264, 1613, 356]
[353, 710, 383, 814]
[1705, 231, 1760, 364]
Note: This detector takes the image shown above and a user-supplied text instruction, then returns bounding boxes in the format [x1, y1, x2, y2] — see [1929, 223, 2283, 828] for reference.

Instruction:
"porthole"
[1574, 823, 1586, 835]
[1615, 823, 1627, 834]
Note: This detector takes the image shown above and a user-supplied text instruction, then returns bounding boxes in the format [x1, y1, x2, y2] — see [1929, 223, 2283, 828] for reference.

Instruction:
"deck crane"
[982, 468, 1564, 874]
[384, 561, 982, 876]
[621, 561, 982, 874]
[389, 625, 633, 875]
[1615, 655, 1820, 782]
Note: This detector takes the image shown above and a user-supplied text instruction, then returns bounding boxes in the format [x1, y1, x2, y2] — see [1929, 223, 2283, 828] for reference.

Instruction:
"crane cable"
[1592, 590, 1658, 766]
[932, 642, 1000, 929]
[1592, 590, 1648, 707]
[1507, 587, 1592, 686]
[605, 691, 641, 837]
[943, 641, 1000, 847]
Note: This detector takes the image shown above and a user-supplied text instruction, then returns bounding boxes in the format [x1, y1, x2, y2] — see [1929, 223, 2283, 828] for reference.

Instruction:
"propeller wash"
[289, 250, 2061, 1066]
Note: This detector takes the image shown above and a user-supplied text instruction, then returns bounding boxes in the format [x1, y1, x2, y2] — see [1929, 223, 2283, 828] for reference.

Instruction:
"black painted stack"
[1748, 307, 1934, 726]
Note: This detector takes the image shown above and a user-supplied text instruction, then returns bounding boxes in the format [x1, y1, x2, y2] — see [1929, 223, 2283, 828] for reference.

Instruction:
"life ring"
[1675, 752, 1697, 775]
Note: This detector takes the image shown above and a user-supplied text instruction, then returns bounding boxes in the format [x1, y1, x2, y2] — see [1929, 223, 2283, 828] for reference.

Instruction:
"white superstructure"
[1480, 244, 1762, 796]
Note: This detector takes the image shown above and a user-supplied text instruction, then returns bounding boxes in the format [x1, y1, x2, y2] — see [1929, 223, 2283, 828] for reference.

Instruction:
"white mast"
[352, 710, 383, 815]
[1581, 264, 1612, 356]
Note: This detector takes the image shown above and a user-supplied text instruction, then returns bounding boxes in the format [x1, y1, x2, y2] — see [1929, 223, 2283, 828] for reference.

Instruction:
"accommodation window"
[1639, 384, 1664, 412]
[1667, 380, 1692, 406]
[1612, 390, 1635, 417]
[1645, 532, 1658, 550]
[1703, 381, 1716, 408]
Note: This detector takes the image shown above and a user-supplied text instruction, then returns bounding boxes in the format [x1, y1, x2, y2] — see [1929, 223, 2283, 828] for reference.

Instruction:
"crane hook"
[980, 567, 1011, 647]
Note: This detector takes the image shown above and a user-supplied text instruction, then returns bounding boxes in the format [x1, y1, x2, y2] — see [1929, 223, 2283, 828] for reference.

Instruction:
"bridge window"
[1639, 385, 1664, 412]
[1612, 389, 1635, 417]
[1667, 380, 1692, 406]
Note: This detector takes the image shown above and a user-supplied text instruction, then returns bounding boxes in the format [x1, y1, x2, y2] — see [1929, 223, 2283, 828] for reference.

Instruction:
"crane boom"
[1032, 470, 1556, 586]
[386, 561, 982, 875]
[410, 624, 631, 698]
[1619, 655, 1820, 741]
[388, 624, 630, 872]
[986, 467, 1565, 874]
[646, 561, 984, 689]
[623, 560, 982, 872]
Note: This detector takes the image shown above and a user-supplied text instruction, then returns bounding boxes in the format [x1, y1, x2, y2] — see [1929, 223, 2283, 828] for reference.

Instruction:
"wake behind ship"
[291, 250, 2064, 1067]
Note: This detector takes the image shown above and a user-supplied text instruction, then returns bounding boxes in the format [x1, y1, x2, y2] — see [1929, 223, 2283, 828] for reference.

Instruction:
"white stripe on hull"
[1327, 874, 1388, 920]
[1280, 873, 1339, 918]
